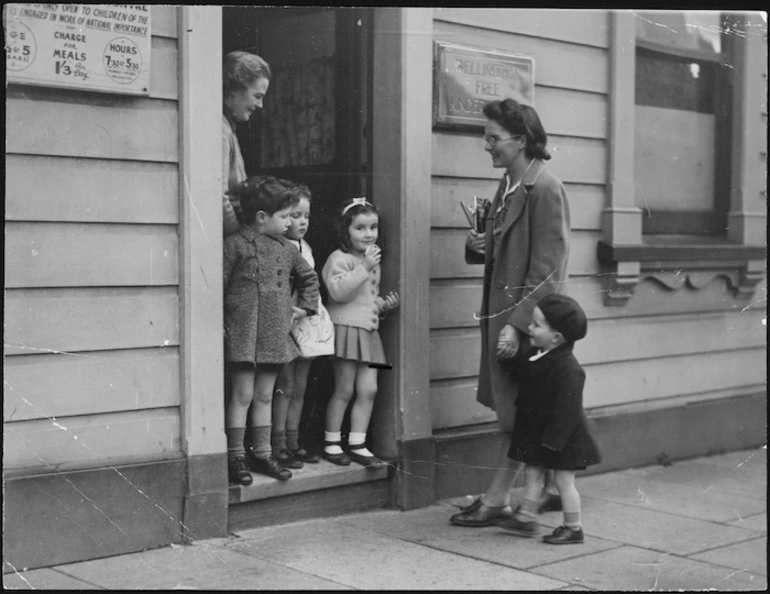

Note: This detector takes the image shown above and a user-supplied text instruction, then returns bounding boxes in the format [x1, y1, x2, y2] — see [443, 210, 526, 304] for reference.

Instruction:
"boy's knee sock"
[286, 429, 300, 451]
[248, 426, 272, 460]
[324, 431, 343, 454]
[515, 497, 540, 521]
[271, 430, 286, 452]
[226, 427, 246, 459]
[348, 431, 373, 457]
[563, 511, 581, 529]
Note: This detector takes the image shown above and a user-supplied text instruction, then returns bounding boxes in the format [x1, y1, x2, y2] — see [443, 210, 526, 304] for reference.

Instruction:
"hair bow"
[342, 197, 373, 216]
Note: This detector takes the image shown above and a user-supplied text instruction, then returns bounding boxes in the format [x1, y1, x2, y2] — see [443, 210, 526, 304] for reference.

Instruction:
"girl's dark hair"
[482, 99, 551, 161]
[337, 198, 378, 253]
[236, 176, 298, 224]
[290, 182, 312, 203]
[223, 51, 271, 95]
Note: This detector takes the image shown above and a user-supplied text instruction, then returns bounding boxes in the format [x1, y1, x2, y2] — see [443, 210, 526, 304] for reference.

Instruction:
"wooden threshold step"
[229, 459, 390, 504]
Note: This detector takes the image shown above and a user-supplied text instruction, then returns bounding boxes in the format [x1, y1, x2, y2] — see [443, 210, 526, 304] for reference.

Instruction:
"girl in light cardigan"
[321, 198, 399, 468]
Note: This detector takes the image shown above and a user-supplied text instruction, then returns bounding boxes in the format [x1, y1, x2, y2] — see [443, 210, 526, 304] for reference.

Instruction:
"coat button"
[277, 270, 282, 275]
[277, 282, 282, 288]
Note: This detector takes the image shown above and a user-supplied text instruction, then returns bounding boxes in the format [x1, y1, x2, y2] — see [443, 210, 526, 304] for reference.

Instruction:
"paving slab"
[578, 498, 762, 556]
[338, 504, 620, 571]
[704, 448, 767, 470]
[690, 536, 768, 576]
[726, 512, 767, 533]
[577, 471, 766, 523]
[623, 457, 767, 499]
[3, 567, 99, 590]
[533, 544, 767, 591]
[48, 540, 350, 590]
[230, 516, 566, 590]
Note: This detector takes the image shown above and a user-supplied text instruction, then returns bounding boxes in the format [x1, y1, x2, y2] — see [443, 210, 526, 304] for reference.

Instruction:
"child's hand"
[363, 245, 382, 271]
[380, 291, 399, 312]
[291, 306, 308, 324]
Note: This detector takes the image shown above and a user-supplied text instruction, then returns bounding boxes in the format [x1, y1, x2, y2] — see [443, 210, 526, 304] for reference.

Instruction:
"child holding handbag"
[271, 183, 334, 468]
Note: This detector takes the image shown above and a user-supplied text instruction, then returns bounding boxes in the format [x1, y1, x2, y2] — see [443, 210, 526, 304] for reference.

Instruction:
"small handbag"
[290, 300, 335, 358]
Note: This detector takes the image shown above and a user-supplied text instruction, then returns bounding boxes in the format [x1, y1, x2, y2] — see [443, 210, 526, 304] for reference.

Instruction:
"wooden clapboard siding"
[431, 178, 603, 232]
[6, 223, 178, 288]
[432, 134, 606, 185]
[434, 22, 608, 95]
[5, 155, 178, 224]
[151, 5, 178, 39]
[431, 378, 497, 430]
[149, 36, 180, 100]
[4, 349, 180, 422]
[429, 310, 767, 381]
[532, 86, 607, 140]
[430, 228, 599, 279]
[6, 95, 178, 162]
[434, 8, 610, 49]
[3, 408, 181, 474]
[4, 287, 179, 356]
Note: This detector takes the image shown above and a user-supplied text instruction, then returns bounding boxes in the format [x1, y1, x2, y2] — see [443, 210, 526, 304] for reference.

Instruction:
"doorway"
[222, 6, 382, 509]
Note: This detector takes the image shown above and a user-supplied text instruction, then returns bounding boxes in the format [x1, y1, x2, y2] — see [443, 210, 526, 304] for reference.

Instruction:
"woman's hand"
[379, 291, 399, 313]
[466, 229, 486, 256]
[496, 324, 519, 360]
[364, 245, 382, 271]
[291, 306, 308, 324]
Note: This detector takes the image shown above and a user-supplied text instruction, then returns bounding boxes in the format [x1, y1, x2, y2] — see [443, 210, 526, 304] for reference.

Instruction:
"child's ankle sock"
[348, 431, 373, 457]
[248, 426, 272, 460]
[324, 431, 343, 455]
[515, 498, 540, 521]
[225, 427, 246, 459]
[286, 429, 300, 452]
[271, 430, 287, 452]
[563, 511, 581, 530]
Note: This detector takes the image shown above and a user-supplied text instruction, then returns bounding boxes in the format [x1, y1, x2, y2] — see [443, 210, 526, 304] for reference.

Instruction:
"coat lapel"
[498, 160, 546, 239]
[239, 225, 259, 244]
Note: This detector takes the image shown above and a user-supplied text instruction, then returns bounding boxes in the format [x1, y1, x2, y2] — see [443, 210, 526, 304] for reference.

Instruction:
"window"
[634, 11, 733, 235]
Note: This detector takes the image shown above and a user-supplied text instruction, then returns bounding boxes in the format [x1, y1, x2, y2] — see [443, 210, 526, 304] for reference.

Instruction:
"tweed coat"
[465, 160, 571, 414]
[224, 226, 319, 365]
[506, 339, 602, 470]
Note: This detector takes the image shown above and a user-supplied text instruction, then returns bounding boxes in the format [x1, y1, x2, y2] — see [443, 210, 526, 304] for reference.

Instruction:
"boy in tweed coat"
[223, 176, 319, 484]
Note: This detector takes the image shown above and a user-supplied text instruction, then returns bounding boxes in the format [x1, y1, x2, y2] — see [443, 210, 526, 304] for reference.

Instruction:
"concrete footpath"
[4, 448, 767, 591]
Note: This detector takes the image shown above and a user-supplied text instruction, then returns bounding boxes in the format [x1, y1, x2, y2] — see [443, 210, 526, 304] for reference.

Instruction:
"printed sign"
[433, 41, 534, 130]
[5, 4, 151, 95]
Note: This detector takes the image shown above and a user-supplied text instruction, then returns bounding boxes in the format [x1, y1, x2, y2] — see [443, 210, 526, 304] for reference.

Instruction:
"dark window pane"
[635, 48, 716, 113]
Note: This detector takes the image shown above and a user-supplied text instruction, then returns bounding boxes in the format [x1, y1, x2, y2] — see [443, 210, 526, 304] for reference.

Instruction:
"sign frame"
[433, 41, 535, 132]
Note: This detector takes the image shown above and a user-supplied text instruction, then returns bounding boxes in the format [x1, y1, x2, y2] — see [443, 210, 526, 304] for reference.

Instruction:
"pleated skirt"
[333, 324, 389, 366]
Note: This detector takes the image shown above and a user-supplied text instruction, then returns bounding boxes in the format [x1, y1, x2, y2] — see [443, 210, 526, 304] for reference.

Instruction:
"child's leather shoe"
[542, 525, 584, 544]
[274, 448, 304, 469]
[291, 448, 321, 463]
[347, 449, 388, 469]
[248, 453, 292, 480]
[228, 457, 253, 485]
[497, 515, 539, 537]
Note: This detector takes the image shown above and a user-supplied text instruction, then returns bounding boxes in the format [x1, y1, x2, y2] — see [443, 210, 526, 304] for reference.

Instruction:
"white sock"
[348, 432, 373, 457]
[324, 431, 342, 455]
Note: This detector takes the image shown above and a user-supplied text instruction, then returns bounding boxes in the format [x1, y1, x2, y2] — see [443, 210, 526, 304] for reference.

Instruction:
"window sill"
[597, 236, 766, 306]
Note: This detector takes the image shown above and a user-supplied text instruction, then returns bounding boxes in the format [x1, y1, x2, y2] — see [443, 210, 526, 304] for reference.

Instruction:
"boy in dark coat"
[498, 293, 601, 544]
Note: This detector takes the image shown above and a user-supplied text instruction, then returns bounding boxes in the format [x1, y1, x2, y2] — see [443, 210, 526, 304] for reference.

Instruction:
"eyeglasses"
[483, 134, 522, 146]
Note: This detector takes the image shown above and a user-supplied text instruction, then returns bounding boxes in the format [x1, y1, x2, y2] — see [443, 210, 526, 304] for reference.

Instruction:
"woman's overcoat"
[224, 226, 319, 365]
[465, 160, 571, 414]
[506, 340, 602, 470]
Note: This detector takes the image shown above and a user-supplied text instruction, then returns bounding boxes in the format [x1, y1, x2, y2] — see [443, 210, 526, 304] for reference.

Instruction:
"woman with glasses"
[450, 98, 572, 527]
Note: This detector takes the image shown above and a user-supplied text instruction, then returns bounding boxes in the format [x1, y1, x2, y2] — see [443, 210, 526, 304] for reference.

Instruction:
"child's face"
[348, 212, 379, 254]
[528, 306, 561, 350]
[260, 206, 292, 239]
[286, 197, 311, 241]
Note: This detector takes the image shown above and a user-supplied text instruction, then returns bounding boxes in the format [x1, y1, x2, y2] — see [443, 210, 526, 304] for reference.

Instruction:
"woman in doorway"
[222, 51, 271, 236]
[450, 99, 571, 527]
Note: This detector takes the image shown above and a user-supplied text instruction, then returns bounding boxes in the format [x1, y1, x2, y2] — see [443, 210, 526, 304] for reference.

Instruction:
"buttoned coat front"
[224, 227, 319, 365]
[465, 160, 571, 415]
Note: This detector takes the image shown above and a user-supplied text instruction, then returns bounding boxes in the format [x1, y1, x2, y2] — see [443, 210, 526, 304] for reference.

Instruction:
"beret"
[538, 293, 587, 343]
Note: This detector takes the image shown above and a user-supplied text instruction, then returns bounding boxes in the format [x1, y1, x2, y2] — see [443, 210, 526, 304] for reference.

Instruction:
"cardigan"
[222, 114, 246, 236]
[224, 227, 319, 365]
[322, 249, 382, 331]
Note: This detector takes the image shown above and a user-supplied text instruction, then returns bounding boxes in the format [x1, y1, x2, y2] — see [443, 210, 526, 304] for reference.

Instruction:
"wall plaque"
[5, 4, 151, 95]
[433, 41, 534, 131]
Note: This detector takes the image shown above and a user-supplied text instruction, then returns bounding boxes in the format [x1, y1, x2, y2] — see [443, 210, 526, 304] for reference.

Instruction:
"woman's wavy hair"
[223, 51, 271, 95]
[337, 198, 379, 253]
[236, 176, 297, 224]
[482, 99, 551, 161]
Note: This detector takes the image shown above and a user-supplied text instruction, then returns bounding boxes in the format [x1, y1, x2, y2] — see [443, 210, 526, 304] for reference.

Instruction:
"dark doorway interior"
[222, 6, 372, 457]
